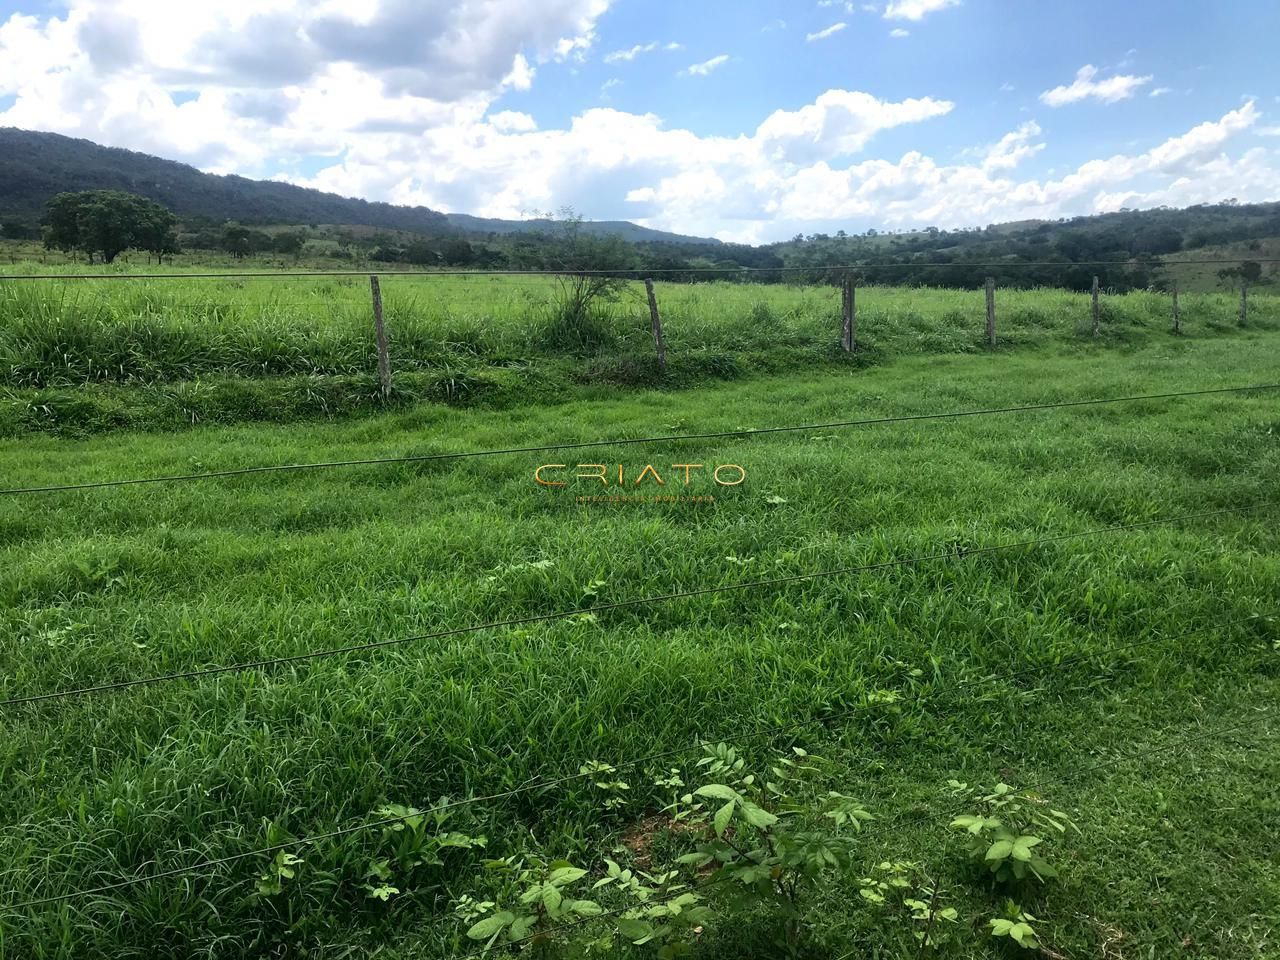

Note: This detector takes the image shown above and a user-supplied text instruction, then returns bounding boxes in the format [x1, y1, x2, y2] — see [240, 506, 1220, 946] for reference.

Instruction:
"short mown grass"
[0, 327, 1277, 958]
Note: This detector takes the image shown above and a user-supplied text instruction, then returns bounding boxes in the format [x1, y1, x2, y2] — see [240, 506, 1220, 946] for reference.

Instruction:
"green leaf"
[694, 784, 740, 802]
[549, 866, 588, 887]
[986, 839, 1014, 861]
[618, 918, 654, 943]
[713, 799, 735, 836]
[508, 915, 537, 941]
[1010, 922, 1037, 947]
[571, 899, 603, 917]
[739, 802, 778, 830]
[542, 885, 563, 912]
[467, 912, 515, 940]
[989, 918, 1014, 937]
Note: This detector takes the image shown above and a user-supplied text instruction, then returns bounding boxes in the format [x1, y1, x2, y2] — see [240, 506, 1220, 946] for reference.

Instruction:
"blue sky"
[1, 0, 1277, 242]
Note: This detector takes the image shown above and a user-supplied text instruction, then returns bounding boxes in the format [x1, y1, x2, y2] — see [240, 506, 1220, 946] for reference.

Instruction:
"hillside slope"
[0, 127, 719, 245]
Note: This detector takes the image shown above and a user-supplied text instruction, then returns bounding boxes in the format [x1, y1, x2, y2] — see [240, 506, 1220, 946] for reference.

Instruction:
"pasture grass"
[0, 331, 1277, 958]
[2, 272, 1278, 438]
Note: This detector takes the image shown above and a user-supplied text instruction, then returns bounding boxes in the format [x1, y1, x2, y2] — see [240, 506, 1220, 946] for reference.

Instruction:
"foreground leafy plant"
[949, 781, 1077, 885]
[859, 860, 960, 950]
[673, 744, 873, 957]
[989, 902, 1040, 950]
[465, 857, 603, 949]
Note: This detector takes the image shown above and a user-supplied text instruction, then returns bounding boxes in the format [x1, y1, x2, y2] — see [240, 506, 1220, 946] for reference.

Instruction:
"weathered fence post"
[1172, 280, 1181, 335]
[841, 273, 857, 352]
[1091, 276, 1101, 337]
[644, 278, 667, 374]
[1240, 281, 1249, 327]
[369, 274, 392, 399]
[984, 276, 996, 346]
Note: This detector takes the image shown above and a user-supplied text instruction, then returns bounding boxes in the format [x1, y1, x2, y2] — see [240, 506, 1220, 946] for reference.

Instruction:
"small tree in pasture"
[42, 191, 177, 264]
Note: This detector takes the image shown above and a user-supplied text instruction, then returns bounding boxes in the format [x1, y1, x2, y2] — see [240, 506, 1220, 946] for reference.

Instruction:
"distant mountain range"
[0, 127, 722, 246]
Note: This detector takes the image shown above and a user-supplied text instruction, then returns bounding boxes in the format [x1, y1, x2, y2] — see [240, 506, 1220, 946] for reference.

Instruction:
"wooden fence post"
[1091, 276, 1101, 337]
[369, 274, 392, 399]
[644, 278, 667, 374]
[1240, 281, 1249, 327]
[984, 276, 996, 346]
[841, 274, 857, 352]
[1172, 280, 1180, 335]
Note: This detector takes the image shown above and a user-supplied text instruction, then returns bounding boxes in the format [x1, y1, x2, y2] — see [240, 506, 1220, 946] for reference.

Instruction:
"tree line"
[24, 190, 1279, 290]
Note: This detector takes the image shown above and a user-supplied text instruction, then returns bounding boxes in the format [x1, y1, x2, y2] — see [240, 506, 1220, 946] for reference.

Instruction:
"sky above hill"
[1, 0, 1278, 243]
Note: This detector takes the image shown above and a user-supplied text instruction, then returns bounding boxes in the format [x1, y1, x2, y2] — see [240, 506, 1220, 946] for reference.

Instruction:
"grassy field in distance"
[2, 258, 1277, 440]
[1, 316, 1278, 957]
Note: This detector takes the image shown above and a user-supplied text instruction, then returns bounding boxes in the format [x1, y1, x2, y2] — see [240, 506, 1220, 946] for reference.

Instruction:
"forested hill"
[0, 127, 720, 245]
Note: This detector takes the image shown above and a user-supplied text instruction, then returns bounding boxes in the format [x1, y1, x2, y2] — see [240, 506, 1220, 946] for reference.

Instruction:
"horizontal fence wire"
[1, 503, 1268, 707]
[4, 383, 1276, 497]
[2, 255, 1280, 281]
[5, 614, 1271, 913]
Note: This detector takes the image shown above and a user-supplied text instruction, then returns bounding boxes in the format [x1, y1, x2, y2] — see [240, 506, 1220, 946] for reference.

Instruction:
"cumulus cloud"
[684, 54, 729, 76]
[889, 28, 909, 37]
[806, 23, 847, 42]
[883, 0, 960, 21]
[2, 1, 1274, 244]
[1040, 64, 1153, 106]
[755, 90, 954, 163]
[981, 121, 1043, 171]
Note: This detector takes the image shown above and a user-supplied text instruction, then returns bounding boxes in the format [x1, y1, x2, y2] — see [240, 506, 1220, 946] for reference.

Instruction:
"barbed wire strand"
[4, 503, 1269, 708]
[3, 256, 1280, 281]
[4, 382, 1276, 497]
[4, 608, 1272, 912]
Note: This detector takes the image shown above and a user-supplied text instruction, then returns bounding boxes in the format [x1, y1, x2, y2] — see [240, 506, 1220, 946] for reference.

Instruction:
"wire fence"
[1, 259, 1278, 951]
[2, 257, 1274, 399]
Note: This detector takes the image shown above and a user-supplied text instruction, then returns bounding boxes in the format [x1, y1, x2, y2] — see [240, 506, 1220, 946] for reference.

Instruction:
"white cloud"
[999, 82, 1015, 92]
[981, 120, 1043, 171]
[1149, 86, 1172, 97]
[889, 28, 909, 37]
[755, 89, 953, 162]
[1258, 125, 1280, 137]
[1039, 64, 1153, 106]
[684, 54, 729, 76]
[488, 110, 537, 133]
[2, 2, 1275, 245]
[604, 40, 679, 63]
[883, 0, 960, 21]
[604, 42, 657, 63]
[806, 22, 847, 42]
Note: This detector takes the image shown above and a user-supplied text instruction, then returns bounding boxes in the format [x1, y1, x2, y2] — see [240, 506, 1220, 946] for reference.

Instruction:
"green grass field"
[0, 268, 1278, 958]
[2, 268, 1277, 438]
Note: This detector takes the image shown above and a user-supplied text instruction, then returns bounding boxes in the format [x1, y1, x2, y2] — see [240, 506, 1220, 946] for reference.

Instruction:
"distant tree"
[403, 240, 438, 265]
[441, 238, 476, 266]
[1241, 260, 1263, 283]
[271, 231, 306, 259]
[42, 190, 177, 263]
[1, 220, 37, 240]
[222, 225, 253, 259]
